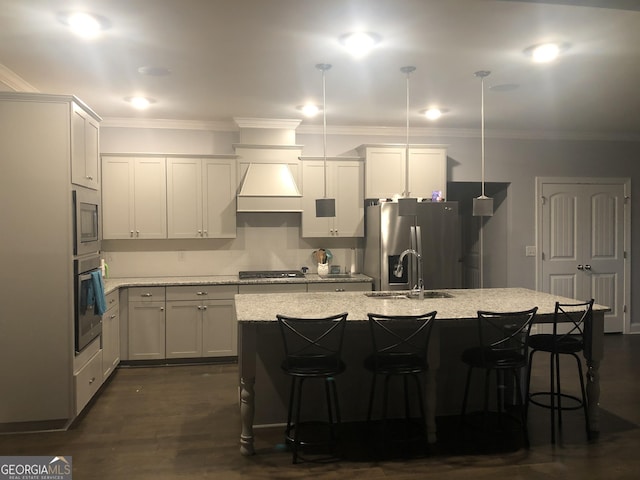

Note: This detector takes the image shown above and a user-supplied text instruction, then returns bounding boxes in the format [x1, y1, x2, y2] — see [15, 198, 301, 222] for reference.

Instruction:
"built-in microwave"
[73, 187, 101, 257]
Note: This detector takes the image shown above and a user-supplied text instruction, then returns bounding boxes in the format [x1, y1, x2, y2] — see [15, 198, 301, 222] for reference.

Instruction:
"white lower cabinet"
[128, 287, 166, 360]
[307, 282, 372, 292]
[101, 290, 120, 379]
[74, 338, 103, 415]
[166, 285, 238, 358]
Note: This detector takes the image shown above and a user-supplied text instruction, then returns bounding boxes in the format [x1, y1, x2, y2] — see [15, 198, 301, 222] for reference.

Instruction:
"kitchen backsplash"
[102, 212, 362, 277]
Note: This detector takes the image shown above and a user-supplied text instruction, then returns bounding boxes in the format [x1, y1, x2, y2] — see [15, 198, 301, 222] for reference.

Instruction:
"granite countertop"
[103, 273, 372, 295]
[234, 287, 610, 322]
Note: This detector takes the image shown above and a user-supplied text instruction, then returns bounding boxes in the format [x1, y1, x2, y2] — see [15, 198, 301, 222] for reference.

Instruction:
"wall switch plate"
[525, 246, 537, 257]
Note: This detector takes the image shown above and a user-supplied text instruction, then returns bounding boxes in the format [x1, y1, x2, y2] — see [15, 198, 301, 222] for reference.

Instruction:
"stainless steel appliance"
[363, 201, 461, 291]
[239, 270, 305, 279]
[73, 187, 100, 256]
[74, 253, 103, 352]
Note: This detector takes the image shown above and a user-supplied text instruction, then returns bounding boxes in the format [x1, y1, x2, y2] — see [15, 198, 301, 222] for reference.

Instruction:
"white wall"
[100, 125, 640, 327]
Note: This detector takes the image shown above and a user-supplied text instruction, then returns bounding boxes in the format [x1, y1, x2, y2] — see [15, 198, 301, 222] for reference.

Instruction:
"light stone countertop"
[234, 287, 610, 322]
[103, 273, 372, 295]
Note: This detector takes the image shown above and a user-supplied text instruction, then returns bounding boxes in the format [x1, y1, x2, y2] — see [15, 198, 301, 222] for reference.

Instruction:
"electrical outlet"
[525, 246, 537, 257]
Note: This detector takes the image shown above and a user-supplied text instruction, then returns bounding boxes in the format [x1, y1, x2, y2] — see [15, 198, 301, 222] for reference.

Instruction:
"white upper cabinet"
[301, 158, 364, 238]
[167, 157, 236, 239]
[102, 156, 167, 239]
[358, 145, 447, 200]
[71, 102, 100, 190]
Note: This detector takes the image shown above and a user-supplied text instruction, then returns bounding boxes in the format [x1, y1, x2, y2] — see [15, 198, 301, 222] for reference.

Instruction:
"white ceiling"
[1, 0, 639, 138]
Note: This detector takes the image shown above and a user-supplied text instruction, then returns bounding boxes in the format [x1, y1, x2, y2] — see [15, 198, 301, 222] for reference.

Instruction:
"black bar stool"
[276, 312, 348, 464]
[525, 299, 594, 444]
[364, 311, 437, 453]
[460, 307, 538, 449]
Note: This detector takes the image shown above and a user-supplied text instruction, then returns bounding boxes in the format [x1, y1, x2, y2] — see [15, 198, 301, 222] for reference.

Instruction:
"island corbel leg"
[586, 359, 601, 433]
[238, 323, 257, 456]
[585, 309, 604, 434]
[240, 376, 256, 455]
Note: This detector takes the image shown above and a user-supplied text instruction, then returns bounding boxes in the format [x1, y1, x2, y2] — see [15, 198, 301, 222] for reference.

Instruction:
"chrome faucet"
[393, 248, 424, 300]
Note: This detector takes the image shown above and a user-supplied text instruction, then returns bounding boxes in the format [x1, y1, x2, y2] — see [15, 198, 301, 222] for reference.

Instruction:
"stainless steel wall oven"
[74, 254, 103, 353]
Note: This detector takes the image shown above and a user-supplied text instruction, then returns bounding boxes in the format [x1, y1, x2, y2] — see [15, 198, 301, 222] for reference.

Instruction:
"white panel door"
[334, 160, 364, 237]
[133, 158, 167, 239]
[541, 182, 625, 332]
[167, 157, 202, 238]
[203, 158, 237, 238]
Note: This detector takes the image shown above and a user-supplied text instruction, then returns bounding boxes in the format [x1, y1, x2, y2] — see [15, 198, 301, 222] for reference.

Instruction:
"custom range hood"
[234, 118, 304, 213]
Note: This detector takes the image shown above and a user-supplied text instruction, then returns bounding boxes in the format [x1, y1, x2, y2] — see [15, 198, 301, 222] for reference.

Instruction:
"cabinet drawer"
[307, 282, 372, 293]
[128, 286, 165, 302]
[75, 349, 103, 415]
[105, 289, 119, 310]
[166, 284, 238, 301]
[238, 283, 307, 294]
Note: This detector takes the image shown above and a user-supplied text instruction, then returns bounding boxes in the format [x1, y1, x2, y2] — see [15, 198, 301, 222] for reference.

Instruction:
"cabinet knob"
[577, 265, 584, 270]
[335, 288, 345, 292]
[204, 230, 208, 236]
[136, 230, 140, 237]
[130, 231, 134, 237]
[196, 291, 208, 296]
[85, 175, 94, 180]
[160, 307, 164, 311]
[141, 293, 153, 297]
[202, 305, 208, 310]
[110, 314, 116, 319]
[584, 264, 592, 270]
[198, 230, 202, 236]
[89, 377, 96, 385]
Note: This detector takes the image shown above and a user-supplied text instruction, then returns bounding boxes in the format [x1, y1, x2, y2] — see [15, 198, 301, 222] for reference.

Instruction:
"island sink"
[365, 290, 453, 299]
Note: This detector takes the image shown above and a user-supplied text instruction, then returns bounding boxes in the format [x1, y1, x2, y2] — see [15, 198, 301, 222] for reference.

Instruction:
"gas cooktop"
[238, 270, 305, 279]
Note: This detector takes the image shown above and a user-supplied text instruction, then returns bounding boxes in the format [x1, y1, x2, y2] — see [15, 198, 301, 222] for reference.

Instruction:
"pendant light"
[315, 63, 336, 218]
[472, 70, 494, 217]
[398, 65, 417, 217]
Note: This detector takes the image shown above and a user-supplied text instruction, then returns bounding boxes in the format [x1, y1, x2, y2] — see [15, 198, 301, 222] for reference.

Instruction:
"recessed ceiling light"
[339, 32, 381, 57]
[138, 66, 172, 77]
[124, 96, 156, 110]
[297, 104, 321, 117]
[524, 42, 568, 63]
[58, 11, 110, 39]
[420, 108, 447, 121]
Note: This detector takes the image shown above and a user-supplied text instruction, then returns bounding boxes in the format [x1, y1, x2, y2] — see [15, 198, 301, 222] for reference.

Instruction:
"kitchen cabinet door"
[202, 299, 237, 357]
[166, 301, 202, 358]
[101, 290, 120, 380]
[102, 156, 167, 239]
[167, 157, 203, 238]
[202, 158, 236, 238]
[166, 157, 236, 239]
[128, 301, 166, 360]
[301, 159, 364, 238]
[359, 145, 447, 200]
[71, 102, 100, 190]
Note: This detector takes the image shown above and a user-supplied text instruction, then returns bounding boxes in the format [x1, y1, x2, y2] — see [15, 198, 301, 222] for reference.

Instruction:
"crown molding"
[101, 117, 640, 142]
[0, 63, 39, 92]
[100, 117, 237, 131]
[233, 117, 302, 129]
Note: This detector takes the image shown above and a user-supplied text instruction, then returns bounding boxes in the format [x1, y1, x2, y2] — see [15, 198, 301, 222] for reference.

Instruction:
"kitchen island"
[235, 288, 608, 455]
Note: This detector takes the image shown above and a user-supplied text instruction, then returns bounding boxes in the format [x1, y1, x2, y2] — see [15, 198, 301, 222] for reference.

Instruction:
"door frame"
[535, 177, 631, 333]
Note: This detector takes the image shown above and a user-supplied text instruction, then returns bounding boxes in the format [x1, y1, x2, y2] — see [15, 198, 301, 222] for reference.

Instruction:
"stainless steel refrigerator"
[363, 201, 461, 291]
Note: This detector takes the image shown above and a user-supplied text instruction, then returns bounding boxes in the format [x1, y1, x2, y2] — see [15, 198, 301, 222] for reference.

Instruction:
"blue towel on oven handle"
[91, 270, 107, 315]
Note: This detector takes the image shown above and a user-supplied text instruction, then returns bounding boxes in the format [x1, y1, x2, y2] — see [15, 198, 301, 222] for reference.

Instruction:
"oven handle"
[79, 269, 100, 282]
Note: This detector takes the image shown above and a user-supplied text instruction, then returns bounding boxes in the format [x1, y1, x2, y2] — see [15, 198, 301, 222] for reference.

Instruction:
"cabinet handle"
[85, 175, 94, 180]
[577, 265, 584, 270]
[136, 230, 140, 237]
[89, 377, 96, 385]
[196, 291, 208, 296]
[584, 264, 592, 270]
[130, 231, 134, 237]
[141, 293, 153, 297]
[110, 314, 116, 319]
[198, 306, 202, 310]
[335, 288, 345, 292]
[202, 305, 207, 310]
[204, 230, 208, 236]
[198, 230, 202, 236]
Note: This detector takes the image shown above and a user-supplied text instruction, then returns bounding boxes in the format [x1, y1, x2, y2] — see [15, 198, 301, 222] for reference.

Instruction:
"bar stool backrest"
[367, 311, 437, 371]
[552, 299, 594, 352]
[476, 307, 538, 367]
[276, 312, 348, 374]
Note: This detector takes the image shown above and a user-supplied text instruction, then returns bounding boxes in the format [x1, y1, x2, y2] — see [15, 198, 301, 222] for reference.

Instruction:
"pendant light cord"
[317, 64, 331, 199]
[481, 74, 486, 197]
[401, 66, 415, 198]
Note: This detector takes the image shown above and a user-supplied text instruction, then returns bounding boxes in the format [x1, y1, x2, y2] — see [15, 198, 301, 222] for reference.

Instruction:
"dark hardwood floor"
[1, 334, 639, 479]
